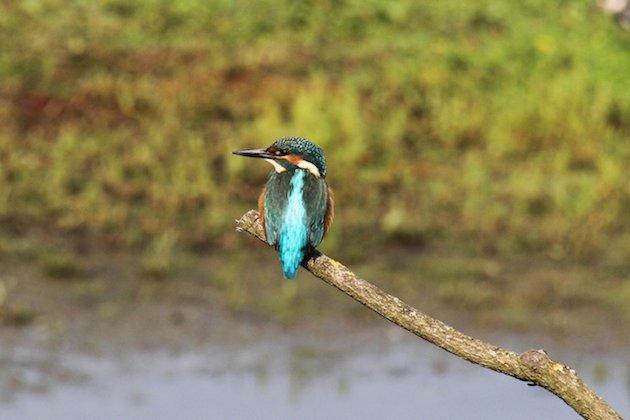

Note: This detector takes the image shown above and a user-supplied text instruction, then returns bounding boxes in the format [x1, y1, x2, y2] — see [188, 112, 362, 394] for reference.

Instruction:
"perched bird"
[233, 137, 334, 279]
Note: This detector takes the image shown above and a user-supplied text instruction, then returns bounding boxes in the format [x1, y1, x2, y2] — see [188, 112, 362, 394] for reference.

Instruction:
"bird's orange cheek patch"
[283, 155, 303, 165]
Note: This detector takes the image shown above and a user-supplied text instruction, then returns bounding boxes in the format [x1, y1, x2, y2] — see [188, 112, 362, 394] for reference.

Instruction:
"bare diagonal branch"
[236, 210, 621, 419]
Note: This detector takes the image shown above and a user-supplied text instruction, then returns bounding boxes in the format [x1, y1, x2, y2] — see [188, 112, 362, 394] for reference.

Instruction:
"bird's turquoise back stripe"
[279, 169, 308, 279]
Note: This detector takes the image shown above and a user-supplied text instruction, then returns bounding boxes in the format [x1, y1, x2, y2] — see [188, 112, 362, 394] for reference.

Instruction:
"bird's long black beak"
[232, 148, 276, 159]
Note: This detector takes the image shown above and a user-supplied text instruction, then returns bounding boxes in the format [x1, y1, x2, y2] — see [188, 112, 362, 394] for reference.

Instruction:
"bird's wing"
[303, 177, 329, 247]
[263, 172, 291, 247]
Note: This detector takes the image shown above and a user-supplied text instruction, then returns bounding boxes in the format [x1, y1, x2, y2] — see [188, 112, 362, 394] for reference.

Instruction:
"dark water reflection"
[1, 329, 628, 419]
[1, 248, 629, 419]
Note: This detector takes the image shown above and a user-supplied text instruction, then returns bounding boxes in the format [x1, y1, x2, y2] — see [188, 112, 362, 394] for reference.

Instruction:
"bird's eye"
[267, 147, 285, 156]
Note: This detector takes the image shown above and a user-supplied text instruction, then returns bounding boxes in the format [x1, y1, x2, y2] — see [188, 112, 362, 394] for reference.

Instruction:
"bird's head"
[232, 137, 327, 178]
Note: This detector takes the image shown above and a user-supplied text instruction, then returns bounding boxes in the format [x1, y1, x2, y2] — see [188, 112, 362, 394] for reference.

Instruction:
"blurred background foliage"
[0, 0, 629, 266]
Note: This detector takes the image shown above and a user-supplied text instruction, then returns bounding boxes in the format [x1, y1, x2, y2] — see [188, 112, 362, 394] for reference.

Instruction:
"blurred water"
[1, 332, 628, 420]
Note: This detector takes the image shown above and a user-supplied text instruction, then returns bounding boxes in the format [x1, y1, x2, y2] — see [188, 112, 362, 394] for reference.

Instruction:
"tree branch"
[236, 210, 621, 419]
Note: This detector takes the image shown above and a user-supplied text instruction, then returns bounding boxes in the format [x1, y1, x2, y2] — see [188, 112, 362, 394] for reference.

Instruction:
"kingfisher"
[233, 137, 334, 279]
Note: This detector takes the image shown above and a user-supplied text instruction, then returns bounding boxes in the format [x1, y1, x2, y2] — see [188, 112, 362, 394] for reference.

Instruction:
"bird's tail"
[279, 238, 306, 279]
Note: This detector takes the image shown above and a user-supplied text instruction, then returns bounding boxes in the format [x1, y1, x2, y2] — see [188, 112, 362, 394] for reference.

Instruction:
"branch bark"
[236, 210, 621, 420]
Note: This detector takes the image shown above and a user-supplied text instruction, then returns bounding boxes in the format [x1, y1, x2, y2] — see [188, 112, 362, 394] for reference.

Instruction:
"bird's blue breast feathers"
[277, 170, 308, 279]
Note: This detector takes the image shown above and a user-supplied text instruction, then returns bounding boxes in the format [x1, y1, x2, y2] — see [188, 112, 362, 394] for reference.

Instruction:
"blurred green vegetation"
[1, 0, 629, 265]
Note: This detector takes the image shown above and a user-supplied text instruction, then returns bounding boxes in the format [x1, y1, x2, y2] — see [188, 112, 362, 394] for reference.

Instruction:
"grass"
[0, 0, 629, 267]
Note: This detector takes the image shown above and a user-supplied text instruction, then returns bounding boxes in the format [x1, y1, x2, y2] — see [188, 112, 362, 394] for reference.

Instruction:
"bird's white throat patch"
[265, 159, 286, 173]
[265, 157, 321, 178]
[297, 160, 321, 178]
